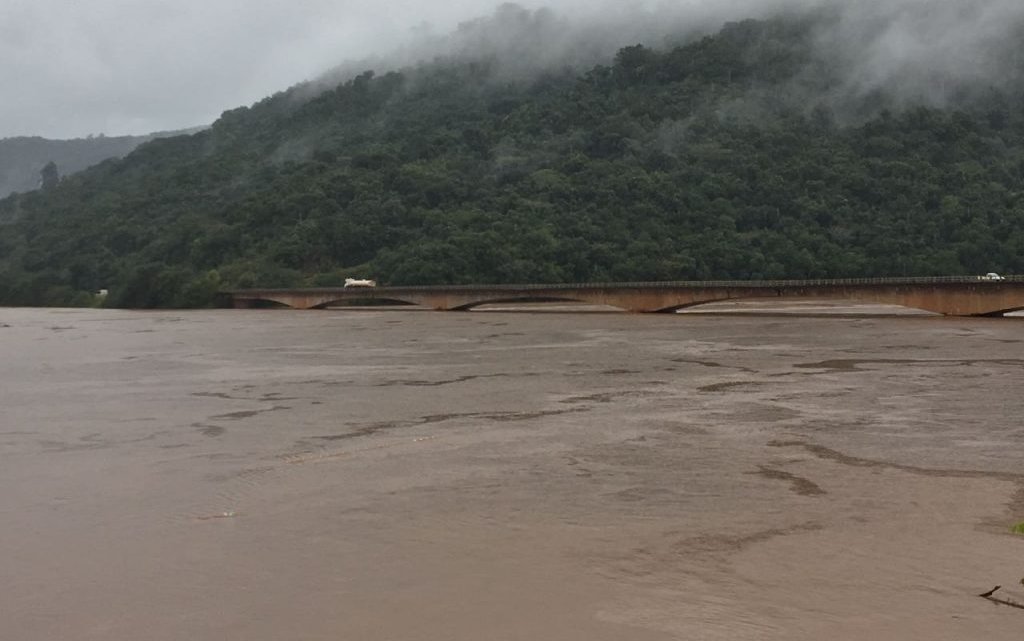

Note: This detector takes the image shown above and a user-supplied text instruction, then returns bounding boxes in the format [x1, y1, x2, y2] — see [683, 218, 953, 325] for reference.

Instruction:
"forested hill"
[0, 131, 201, 199]
[2, 11, 1024, 308]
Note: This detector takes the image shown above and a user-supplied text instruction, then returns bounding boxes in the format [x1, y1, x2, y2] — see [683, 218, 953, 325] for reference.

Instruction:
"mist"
[819, 0, 1024, 106]
[2, 0, 1023, 139]
[307, 0, 1024, 121]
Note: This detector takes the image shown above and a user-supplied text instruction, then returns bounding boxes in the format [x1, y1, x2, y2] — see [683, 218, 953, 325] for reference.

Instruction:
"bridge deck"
[224, 276, 1024, 317]
[229, 275, 1020, 294]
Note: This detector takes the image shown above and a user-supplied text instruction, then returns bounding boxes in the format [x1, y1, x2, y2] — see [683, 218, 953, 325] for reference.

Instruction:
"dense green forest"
[2, 11, 1024, 308]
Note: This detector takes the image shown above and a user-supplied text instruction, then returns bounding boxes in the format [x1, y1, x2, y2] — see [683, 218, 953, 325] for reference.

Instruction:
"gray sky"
[0, 0, 620, 139]
[2, 0, 1022, 139]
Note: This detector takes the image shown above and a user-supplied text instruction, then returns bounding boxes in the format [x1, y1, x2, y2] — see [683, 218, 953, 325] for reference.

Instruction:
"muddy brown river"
[1, 306, 1022, 640]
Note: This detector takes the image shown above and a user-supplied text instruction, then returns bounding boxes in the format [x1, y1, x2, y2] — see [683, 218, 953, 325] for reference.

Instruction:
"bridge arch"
[649, 298, 747, 313]
[234, 295, 298, 309]
[647, 294, 945, 315]
[450, 295, 611, 311]
[309, 296, 419, 310]
[981, 304, 1024, 317]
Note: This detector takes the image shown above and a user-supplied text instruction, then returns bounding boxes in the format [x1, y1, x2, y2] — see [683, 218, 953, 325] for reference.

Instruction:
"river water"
[2, 306, 1022, 640]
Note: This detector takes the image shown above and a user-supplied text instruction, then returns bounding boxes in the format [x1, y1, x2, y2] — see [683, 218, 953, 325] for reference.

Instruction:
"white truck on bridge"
[344, 278, 377, 288]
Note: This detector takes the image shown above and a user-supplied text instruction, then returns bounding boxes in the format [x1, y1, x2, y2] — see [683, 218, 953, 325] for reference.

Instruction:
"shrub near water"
[1012, 522, 1024, 535]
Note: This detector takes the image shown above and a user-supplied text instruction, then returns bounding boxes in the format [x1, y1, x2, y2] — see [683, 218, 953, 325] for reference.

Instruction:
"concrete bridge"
[224, 277, 1024, 317]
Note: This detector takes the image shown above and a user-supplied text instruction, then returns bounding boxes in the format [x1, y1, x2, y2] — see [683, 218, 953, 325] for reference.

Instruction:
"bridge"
[224, 277, 1024, 317]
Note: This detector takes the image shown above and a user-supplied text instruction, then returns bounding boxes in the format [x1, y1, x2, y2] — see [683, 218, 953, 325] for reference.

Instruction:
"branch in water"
[978, 586, 1024, 610]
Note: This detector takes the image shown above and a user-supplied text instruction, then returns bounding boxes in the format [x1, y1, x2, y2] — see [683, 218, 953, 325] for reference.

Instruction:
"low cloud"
[820, 0, 1024, 106]
[1, 0, 1022, 139]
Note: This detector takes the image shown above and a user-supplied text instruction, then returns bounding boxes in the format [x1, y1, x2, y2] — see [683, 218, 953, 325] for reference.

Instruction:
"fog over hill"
[311, 1, 1024, 112]
[3, 0, 1023, 138]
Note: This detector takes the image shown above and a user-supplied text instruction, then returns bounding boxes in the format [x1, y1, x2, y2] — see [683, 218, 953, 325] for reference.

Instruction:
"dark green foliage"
[3, 14, 1024, 308]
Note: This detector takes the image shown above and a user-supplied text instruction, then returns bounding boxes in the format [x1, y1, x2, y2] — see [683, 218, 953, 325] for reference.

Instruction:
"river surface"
[2, 306, 1023, 640]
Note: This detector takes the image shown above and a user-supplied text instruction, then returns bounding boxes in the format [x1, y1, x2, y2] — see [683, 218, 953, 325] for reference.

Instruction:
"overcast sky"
[0, 0, 630, 139]
[3, 0, 1022, 139]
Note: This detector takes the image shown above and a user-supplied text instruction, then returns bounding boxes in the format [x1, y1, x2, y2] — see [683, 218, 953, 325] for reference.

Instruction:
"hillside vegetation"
[0, 133, 183, 199]
[2, 11, 1024, 307]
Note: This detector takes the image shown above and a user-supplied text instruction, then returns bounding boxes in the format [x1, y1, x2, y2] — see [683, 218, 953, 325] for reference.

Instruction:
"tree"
[39, 161, 59, 190]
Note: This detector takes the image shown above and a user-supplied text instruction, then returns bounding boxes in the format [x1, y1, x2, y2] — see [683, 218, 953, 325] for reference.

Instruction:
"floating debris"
[196, 511, 237, 521]
[978, 586, 1024, 610]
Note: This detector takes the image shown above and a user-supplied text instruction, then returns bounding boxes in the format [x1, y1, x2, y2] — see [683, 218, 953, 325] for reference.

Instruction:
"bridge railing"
[383, 276, 1022, 291]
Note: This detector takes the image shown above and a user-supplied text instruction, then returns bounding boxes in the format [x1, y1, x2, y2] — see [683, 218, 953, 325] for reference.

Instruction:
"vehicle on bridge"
[979, 272, 1005, 281]
[344, 278, 377, 288]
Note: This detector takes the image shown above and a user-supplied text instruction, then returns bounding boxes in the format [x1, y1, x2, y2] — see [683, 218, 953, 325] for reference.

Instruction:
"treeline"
[2, 14, 1024, 307]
